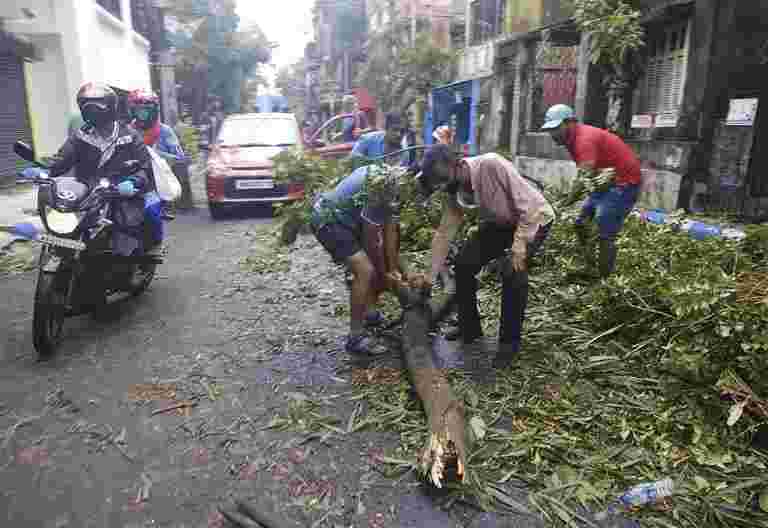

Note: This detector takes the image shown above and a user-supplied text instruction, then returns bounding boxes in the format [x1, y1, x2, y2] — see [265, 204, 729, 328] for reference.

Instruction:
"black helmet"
[76, 82, 118, 128]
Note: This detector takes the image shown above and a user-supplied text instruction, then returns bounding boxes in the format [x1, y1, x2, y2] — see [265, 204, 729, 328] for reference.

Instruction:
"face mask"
[81, 103, 113, 128]
[134, 107, 154, 122]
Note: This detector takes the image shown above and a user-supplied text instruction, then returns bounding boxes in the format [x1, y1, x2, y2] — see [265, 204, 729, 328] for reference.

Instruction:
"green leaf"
[470, 416, 487, 442]
[759, 489, 768, 512]
[727, 400, 747, 427]
[466, 387, 480, 408]
[694, 475, 710, 491]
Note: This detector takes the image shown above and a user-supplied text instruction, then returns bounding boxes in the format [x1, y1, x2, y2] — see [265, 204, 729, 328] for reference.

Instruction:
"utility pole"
[410, 0, 417, 46]
[151, 1, 179, 125]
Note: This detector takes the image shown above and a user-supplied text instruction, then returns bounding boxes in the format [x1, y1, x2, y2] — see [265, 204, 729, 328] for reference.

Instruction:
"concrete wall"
[24, 35, 70, 156]
[6, 0, 152, 157]
[517, 155, 683, 211]
[82, 1, 151, 92]
[708, 121, 755, 210]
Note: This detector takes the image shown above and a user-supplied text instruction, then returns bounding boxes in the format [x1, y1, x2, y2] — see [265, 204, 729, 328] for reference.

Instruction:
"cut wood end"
[419, 433, 466, 488]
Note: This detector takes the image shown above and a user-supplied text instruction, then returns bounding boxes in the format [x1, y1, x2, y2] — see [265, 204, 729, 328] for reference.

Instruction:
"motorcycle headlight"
[44, 208, 79, 234]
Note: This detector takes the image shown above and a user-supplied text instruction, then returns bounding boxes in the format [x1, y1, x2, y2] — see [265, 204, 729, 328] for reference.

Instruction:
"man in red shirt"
[542, 104, 642, 277]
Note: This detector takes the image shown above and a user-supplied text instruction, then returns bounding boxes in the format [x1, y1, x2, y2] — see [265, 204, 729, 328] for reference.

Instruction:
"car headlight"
[44, 208, 79, 234]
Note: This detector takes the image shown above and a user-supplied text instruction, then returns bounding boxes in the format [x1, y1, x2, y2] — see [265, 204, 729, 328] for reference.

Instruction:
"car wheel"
[209, 202, 225, 219]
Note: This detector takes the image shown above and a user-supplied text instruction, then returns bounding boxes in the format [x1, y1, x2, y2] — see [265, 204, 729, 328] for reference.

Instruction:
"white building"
[1, 0, 153, 160]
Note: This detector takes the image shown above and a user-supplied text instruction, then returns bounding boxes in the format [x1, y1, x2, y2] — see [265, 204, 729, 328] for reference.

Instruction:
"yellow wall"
[505, 0, 544, 34]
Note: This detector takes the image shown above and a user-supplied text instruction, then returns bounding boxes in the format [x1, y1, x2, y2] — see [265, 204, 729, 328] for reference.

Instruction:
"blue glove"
[21, 167, 43, 179]
[117, 179, 137, 197]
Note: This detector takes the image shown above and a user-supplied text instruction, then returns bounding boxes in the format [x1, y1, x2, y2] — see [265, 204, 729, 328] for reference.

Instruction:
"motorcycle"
[13, 141, 167, 358]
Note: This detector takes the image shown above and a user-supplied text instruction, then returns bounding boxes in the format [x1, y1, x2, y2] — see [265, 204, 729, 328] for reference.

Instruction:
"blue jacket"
[154, 123, 185, 163]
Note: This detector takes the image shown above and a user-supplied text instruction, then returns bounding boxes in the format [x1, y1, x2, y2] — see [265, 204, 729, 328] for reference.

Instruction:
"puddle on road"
[250, 347, 345, 386]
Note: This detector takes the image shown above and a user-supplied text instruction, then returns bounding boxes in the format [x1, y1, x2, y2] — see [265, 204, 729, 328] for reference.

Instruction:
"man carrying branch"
[417, 144, 555, 368]
[310, 163, 407, 356]
[542, 104, 643, 278]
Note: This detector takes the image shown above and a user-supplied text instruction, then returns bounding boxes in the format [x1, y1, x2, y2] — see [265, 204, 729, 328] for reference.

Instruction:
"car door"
[306, 114, 359, 160]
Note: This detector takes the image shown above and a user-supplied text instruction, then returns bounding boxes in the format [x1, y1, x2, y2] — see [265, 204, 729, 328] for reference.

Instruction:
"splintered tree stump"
[389, 273, 467, 488]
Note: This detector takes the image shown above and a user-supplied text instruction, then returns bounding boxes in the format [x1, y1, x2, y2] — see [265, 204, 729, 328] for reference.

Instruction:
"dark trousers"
[455, 222, 550, 344]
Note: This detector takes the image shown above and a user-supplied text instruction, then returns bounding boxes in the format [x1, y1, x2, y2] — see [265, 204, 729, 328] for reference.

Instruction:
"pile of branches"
[270, 149, 448, 248]
[351, 202, 768, 527]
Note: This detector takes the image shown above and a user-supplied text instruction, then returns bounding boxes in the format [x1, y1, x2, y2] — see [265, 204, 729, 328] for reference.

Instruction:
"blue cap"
[541, 104, 576, 130]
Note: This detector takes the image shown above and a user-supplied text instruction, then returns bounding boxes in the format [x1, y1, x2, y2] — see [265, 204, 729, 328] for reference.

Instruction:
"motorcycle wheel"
[209, 202, 225, 220]
[32, 268, 66, 359]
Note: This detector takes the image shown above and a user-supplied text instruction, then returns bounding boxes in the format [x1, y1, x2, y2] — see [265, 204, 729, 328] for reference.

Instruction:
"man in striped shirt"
[417, 144, 555, 368]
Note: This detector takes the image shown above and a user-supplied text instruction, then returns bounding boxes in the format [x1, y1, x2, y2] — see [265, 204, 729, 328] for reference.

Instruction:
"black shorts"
[312, 222, 361, 264]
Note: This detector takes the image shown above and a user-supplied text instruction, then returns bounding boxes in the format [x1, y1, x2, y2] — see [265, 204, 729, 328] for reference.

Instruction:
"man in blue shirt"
[341, 94, 370, 143]
[350, 112, 414, 167]
[310, 164, 407, 355]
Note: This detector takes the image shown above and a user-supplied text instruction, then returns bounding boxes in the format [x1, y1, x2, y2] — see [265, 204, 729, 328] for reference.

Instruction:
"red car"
[205, 113, 305, 218]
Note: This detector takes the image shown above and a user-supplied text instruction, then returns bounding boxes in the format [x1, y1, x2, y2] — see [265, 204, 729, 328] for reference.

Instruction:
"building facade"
[469, 0, 768, 218]
[2, 0, 155, 160]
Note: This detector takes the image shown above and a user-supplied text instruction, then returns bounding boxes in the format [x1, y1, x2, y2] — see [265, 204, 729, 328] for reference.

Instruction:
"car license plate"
[39, 234, 86, 251]
[236, 179, 274, 190]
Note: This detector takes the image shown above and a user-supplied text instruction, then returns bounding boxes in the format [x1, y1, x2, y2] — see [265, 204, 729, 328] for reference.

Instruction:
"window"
[96, 0, 122, 20]
[217, 118, 299, 147]
[633, 20, 691, 117]
[470, 0, 504, 45]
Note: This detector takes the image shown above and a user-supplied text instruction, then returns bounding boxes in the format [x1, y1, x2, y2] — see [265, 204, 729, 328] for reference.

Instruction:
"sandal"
[345, 334, 387, 356]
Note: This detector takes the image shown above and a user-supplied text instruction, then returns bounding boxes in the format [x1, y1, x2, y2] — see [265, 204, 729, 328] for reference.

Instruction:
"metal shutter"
[0, 53, 33, 185]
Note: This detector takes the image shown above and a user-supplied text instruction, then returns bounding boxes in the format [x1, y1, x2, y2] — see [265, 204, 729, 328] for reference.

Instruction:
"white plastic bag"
[148, 146, 181, 202]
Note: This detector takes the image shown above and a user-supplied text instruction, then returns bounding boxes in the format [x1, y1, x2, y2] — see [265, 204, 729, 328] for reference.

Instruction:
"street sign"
[726, 98, 759, 126]
[655, 112, 679, 128]
[631, 115, 653, 129]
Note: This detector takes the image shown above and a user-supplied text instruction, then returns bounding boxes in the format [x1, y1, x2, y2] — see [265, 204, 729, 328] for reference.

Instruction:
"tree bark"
[389, 273, 467, 488]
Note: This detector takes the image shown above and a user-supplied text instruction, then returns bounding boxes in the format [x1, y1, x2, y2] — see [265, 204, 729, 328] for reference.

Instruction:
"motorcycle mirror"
[14, 141, 35, 162]
[14, 141, 50, 169]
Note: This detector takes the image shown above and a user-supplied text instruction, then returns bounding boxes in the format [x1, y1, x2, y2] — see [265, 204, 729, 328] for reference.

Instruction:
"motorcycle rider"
[127, 89, 185, 219]
[23, 83, 163, 266]
[128, 89, 185, 163]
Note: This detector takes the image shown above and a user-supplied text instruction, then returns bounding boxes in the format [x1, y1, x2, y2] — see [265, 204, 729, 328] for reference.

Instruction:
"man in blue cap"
[541, 104, 642, 278]
[350, 112, 414, 167]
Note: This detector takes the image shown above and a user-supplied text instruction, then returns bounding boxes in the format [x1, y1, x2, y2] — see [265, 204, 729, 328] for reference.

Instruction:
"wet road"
[0, 195, 636, 527]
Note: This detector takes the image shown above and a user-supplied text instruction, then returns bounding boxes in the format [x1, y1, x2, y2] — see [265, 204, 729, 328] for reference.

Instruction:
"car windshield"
[217, 118, 298, 147]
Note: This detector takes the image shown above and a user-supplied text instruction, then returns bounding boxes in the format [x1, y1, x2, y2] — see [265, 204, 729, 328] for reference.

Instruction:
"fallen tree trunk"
[388, 272, 467, 488]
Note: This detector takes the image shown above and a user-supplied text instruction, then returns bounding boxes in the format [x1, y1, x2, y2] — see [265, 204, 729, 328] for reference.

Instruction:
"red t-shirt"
[566, 124, 642, 185]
